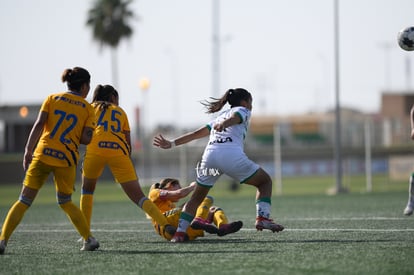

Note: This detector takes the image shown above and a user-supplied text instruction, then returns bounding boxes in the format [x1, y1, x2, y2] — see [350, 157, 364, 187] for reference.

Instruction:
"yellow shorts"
[82, 153, 137, 183]
[24, 158, 76, 194]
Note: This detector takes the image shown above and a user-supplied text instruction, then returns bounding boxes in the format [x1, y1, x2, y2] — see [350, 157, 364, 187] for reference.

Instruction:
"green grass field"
[0, 176, 413, 275]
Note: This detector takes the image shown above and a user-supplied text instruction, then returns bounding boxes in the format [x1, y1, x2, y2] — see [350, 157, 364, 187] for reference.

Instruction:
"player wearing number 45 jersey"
[0, 67, 99, 254]
[80, 84, 175, 241]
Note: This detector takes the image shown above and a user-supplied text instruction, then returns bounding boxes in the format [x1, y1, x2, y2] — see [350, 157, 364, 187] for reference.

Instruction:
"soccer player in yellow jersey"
[0, 67, 99, 254]
[148, 178, 243, 241]
[80, 84, 175, 240]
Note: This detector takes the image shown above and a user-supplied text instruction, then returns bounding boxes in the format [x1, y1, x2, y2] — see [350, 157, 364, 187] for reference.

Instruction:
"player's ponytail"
[61, 67, 90, 92]
[201, 88, 252, 113]
[92, 84, 119, 109]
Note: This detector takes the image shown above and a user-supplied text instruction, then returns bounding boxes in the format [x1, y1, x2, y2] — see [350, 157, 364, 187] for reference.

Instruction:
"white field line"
[10, 216, 412, 228]
[6, 217, 414, 233]
[10, 228, 414, 233]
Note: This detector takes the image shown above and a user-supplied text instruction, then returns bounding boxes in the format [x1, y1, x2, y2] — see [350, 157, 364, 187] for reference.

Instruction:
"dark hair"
[92, 84, 119, 109]
[61, 67, 90, 91]
[153, 178, 180, 190]
[201, 88, 252, 113]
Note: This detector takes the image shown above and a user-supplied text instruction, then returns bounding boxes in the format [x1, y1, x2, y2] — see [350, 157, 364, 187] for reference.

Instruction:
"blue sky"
[0, 0, 413, 132]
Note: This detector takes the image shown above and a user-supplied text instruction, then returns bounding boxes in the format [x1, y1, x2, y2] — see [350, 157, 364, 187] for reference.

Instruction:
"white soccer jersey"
[196, 106, 259, 187]
[205, 106, 250, 150]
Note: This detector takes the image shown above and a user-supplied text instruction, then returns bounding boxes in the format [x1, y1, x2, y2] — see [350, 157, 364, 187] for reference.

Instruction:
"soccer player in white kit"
[153, 88, 284, 242]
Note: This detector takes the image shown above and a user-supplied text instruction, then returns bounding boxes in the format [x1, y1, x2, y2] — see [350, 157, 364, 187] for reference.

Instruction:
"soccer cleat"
[162, 224, 177, 240]
[404, 204, 413, 216]
[0, 240, 6, 255]
[80, 236, 100, 251]
[255, 216, 284, 233]
[217, 221, 243, 236]
[170, 232, 189, 243]
[190, 217, 219, 234]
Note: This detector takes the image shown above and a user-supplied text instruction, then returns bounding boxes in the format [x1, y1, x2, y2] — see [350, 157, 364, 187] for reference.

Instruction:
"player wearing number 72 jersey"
[0, 67, 99, 254]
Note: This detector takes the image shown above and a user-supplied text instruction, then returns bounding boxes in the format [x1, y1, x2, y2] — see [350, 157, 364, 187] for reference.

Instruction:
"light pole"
[212, 0, 220, 98]
[332, 0, 346, 194]
[138, 77, 150, 181]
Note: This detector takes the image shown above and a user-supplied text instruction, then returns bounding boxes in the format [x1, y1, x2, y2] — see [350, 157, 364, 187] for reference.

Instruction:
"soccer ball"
[397, 26, 414, 51]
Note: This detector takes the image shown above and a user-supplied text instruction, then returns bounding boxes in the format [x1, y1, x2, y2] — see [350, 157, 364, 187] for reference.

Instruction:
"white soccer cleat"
[404, 204, 413, 216]
[0, 240, 6, 255]
[255, 216, 284, 233]
[80, 236, 100, 251]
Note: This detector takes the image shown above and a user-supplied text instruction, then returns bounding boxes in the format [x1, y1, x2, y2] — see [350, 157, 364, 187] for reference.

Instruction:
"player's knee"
[57, 193, 72, 206]
[205, 195, 214, 205]
[18, 195, 33, 207]
[209, 206, 222, 214]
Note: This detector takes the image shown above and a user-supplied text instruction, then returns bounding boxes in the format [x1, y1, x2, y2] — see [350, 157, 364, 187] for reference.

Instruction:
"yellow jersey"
[148, 188, 177, 214]
[34, 92, 95, 167]
[86, 102, 131, 157]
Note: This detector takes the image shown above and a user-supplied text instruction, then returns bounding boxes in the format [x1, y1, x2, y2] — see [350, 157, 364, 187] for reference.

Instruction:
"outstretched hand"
[153, 134, 174, 149]
[213, 122, 225, 132]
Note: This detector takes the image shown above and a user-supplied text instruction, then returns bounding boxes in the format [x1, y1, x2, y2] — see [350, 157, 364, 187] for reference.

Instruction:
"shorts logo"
[98, 141, 120, 149]
[195, 161, 220, 177]
[43, 148, 66, 160]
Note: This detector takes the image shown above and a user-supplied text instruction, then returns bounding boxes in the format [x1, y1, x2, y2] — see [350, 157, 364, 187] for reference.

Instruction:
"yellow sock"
[80, 194, 94, 228]
[140, 198, 169, 226]
[195, 196, 213, 219]
[213, 209, 229, 228]
[59, 201, 91, 239]
[0, 201, 29, 241]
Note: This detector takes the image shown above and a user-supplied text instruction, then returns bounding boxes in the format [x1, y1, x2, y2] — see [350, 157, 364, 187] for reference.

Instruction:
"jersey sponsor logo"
[54, 96, 86, 108]
[209, 137, 233, 145]
[43, 147, 66, 160]
[98, 141, 121, 149]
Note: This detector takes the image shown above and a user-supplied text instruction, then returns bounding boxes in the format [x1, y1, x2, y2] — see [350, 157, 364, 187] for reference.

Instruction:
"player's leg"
[120, 180, 176, 239]
[80, 154, 105, 228]
[0, 186, 38, 254]
[0, 159, 48, 254]
[172, 184, 211, 242]
[110, 155, 175, 237]
[80, 177, 98, 228]
[404, 173, 414, 215]
[55, 166, 99, 251]
[190, 196, 219, 234]
[210, 206, 243, 236]
[244, 168, 284, 233]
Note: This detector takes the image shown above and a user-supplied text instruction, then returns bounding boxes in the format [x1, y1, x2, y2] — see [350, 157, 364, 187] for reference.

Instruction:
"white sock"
[408, 174, 414, 205]
[256, 201, 271, 219]
[176, 218, 190, 233]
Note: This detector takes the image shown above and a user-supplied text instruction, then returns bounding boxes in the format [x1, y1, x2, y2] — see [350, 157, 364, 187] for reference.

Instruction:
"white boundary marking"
[6, 216, 414, 233]
[11, 228, 414, 233]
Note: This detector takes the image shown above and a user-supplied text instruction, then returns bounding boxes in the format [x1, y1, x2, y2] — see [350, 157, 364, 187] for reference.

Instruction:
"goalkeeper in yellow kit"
[80, 84, 175, 239]
[148, 178, 243, 241]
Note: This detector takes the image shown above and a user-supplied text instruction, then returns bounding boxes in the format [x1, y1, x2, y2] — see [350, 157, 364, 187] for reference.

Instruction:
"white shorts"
[195, 148, 260, 188]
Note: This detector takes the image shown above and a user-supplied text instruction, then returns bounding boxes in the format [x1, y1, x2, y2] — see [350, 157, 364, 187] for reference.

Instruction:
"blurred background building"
[1, 91, 414, 184]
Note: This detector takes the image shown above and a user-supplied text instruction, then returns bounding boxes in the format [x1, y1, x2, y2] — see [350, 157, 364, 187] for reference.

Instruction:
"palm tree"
[86, 0, 135, 87]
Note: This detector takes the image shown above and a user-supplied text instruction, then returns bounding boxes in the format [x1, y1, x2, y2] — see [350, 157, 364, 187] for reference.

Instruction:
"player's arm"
[123, 130, 132, 154]
[213, 112, 242, 132]
[161, 182, 196, 201]
[80, 126, 94, 145]
[153, 126, 210, 149]
[23, 111, 48, 171]
[411, 105, 414, 140]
